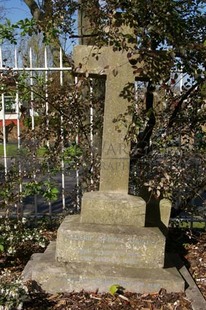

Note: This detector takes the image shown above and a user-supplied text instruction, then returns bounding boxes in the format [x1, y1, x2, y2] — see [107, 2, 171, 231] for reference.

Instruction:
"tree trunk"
[23, 0, 71, 67]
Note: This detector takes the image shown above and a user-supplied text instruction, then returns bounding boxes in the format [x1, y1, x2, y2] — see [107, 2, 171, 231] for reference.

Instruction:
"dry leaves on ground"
[23, 283, 192, 310]
[185, 232, 206, 299]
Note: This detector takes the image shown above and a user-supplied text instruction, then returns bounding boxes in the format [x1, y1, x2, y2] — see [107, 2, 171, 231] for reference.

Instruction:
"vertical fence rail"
[89, 78, 94, 187]
[15, 48, 23, 216]
[74, 75, 80, 210]
[29, 48, 35, 131]
[44, 47, 52, 216]
[0, 48, 8, 177]
[16, 48, 24, 216]
[1, 93, 7, 176]
[29, 48, 38, 215]
[60, 48, 66, 210]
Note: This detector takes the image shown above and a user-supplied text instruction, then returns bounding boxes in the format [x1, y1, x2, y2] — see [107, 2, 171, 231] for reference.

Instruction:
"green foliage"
[18, 18, 37, 37]
[0, 236, 4, 252]
[200, 82, 206, 98]
[109, 284, 125, 295]
[23, 181, 59, 202]
[0, 216, 61, 309]
[23, 115, 43, 128]
[0, 274, 28, 310]
[62, 144, 83, 167]
[0, 19, 18, 44]
[64, 144, 83, 158]
[0, 1, 77, 46]
[42, 22, 61, 45]
[0, 217, 46, 256]
[23, 181, 42, 196]
[0, 173, 20, 208]
[42, 181, 59, 201]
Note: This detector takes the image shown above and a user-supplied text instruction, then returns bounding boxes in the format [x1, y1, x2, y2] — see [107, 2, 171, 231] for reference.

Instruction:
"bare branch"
[23, 0, 44, 20]
[168, 79, 205, 127]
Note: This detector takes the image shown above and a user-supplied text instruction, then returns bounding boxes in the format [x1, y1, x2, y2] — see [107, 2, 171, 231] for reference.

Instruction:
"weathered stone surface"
[55, 215, 165, 268]
[81, 191, 146, 226]
[141, 187, 172, 235]
[159, 199, 172, 227]
[74, 45, 138, 192]
[22, 242, 185, 294]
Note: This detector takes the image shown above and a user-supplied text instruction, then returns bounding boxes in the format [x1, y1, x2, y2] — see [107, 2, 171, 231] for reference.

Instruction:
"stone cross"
[74, 45, 146, 227]
[74, 45, 135, 192]
[78, 0, 99, 45]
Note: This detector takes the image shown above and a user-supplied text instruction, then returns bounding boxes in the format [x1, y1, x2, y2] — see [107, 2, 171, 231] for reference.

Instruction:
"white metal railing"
[0, 46, 88, 217]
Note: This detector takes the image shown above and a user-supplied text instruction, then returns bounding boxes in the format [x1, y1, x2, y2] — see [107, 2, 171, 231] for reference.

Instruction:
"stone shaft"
[73, 45, 140, 192]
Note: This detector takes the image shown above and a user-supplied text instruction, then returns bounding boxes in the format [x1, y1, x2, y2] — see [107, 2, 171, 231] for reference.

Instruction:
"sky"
[1, 0, 77, 54]
[2, 0, 30, 23]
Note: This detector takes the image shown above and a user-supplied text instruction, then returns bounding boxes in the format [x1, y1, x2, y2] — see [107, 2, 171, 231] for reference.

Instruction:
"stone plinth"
[22, 241, 185, 294]
[56, 215, 165, 268]
[81, 192, 145, 226]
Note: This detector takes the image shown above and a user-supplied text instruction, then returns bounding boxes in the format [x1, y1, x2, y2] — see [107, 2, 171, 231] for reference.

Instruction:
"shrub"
[0, 271, 28, 310]
[0, 217, 46, 257]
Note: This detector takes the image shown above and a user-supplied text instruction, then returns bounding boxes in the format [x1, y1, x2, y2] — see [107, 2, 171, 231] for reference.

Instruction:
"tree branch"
[23, 0, 71, 67]
[43, 0, 53, 18]
[168, 79, 205, 127]
[23, 0, 44, 21]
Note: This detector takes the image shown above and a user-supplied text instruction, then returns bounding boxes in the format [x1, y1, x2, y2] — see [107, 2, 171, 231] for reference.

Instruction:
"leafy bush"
[0, 272, 28, 310]
[0, 216, 60, 309]
[0, 216, 62, 309]
[0, 217, 46, 257]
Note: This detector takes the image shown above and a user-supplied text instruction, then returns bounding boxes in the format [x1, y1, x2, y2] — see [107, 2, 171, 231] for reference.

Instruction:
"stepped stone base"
[22, 242, 185, 294]
[56, 215, 165, 268]
[22, 214, 185, 294]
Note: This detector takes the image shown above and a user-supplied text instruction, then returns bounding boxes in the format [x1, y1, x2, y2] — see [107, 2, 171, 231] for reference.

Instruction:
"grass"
[171, 219, 206, 230]
[0, 144, 19, 157]
[180, 221, 206, 230]
[37, 147, 47, 157]
[0, 144, 46, 157]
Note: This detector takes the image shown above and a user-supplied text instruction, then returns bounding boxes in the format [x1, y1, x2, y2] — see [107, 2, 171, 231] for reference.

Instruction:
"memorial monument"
[22, 15, 184, 294]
